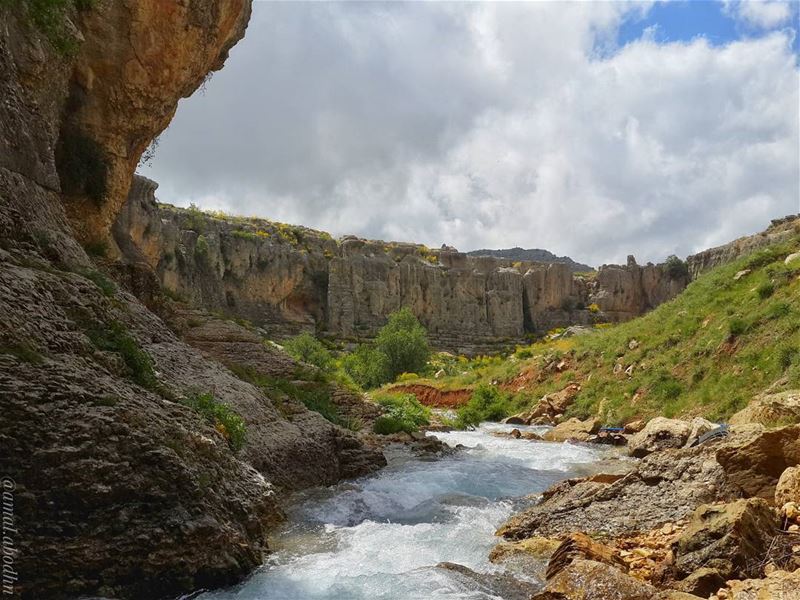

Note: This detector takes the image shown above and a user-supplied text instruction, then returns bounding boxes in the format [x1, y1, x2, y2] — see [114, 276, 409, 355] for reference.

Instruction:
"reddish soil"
[389, 384, 472, 408]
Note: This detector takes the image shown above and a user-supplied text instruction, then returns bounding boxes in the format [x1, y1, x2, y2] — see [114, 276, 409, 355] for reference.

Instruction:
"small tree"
[283, 332, 334, 371]
[664, 255, 689, 280]
[374, 307, 430, 381]
[342, 345, 390, 389]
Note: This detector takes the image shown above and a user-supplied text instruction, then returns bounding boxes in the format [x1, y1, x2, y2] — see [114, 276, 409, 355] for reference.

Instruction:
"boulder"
[672, 498, 778, 580]
[489, 537, 562, 563]
[628, 418, 692, 457]
[785, 251, 800, 265]
[546, 533, 626, 580]
[719, 568, 800, 599]
[729, 390, 800, 427]
[532, 559, 658, 600]
[624, 420, 646, 434]
[775, 466, 800, 506]
[672, 568, 726, 597]
[716, 425, 800, 499]
[544, 417, 601, 442]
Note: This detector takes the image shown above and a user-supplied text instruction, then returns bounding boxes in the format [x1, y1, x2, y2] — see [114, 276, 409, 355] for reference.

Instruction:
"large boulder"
[544, 417, 600, 442]
[545, 533, 627, 580]
[532, 559, 658, 600]
[729, 390, 800, 427]
[716, 425, 800, 499]
[434, 562, 539, 600]
[628, 418, 690, 457]
[489, 537, 562, 564]
[671, 498, 778, 580]
[505, 383, 581, 425]
[719, 568, 800, 599]
[775, 466, 800, 506]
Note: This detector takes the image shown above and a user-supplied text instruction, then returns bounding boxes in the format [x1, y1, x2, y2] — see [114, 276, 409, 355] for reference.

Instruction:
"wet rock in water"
[435, 562, 540, 600]
[716, 425, 800, 499]
[545, 533, 627, 580]
[544, 417, 600, 442]
[671, 498, 778, 581]
[776, 466, 800, 506]
[729, 390, 800, 427]
[489, 536, 562, 564]
[532, 559, 658, 599]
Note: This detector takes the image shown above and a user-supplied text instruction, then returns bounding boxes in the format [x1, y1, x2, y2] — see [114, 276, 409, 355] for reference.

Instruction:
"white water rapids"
[199, 423, 609, 600]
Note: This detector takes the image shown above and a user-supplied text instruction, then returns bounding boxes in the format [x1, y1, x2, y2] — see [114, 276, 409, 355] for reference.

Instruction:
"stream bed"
[199, 423, 610, 600]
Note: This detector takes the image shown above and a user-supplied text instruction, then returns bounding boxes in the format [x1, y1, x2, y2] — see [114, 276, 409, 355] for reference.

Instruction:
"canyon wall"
[686, 215, 800, 278]
[116, 176, 689, 352]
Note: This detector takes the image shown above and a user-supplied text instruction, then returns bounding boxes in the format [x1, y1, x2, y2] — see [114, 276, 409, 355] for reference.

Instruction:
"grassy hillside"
[390, 235, 800, 425]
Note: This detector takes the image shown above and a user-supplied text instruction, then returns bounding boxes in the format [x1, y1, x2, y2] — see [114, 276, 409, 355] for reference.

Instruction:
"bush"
[455, 384, 511, 429]
[778, 345, 798, 371]
[372, 392, 430, 434]
[374, 307, 430, 381]
[373, 415, 412, 435]
[664, 255, 690, 280]
[183, 392, 246, 452]
[342, 344, 390, 389]
[283, 332, 334, 371]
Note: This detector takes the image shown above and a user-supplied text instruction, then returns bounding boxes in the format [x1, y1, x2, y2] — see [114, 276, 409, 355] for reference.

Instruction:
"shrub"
[778, 345, 798, 371]
[183, 392, 246, 452]
[78, 268, 115, 297]
[588, 303, 600, 314]
[87, 322, 157, 390]
[372, 392, 430, 433]
[756, 281, 775, 299]
[455, 384, 511, 429]
[373, 415, 412, 435]
[83, 239, 108, 258]
[374, 307, 430, 381]
[664, 255, 689, 280]
[184, 204, 206, 233]
[342, 344, 390, 389]
[396, 372, 419, 382]
[283, 332, 334, 371]
[56, 129, 108, 204]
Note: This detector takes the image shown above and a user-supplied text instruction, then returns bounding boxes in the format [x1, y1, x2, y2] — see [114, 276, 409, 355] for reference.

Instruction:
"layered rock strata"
[116, 177, 689, 352]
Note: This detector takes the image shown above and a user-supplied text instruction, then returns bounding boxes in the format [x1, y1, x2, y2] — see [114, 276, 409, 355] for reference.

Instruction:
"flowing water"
[199, 423, 608, 600]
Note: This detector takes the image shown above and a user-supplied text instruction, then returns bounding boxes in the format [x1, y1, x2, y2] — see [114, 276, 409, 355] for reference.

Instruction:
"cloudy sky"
[145, 0, 799, 267]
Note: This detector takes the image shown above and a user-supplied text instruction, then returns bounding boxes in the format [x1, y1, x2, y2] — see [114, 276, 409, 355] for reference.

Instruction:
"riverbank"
[197, 424, 621, 599]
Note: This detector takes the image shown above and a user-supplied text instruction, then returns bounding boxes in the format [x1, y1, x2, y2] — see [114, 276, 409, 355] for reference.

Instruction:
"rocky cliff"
[116, 177, 689, 353]
[686, 215, 800, 278]
[467, 247, 594, 273]
[0, 3, 384, 598]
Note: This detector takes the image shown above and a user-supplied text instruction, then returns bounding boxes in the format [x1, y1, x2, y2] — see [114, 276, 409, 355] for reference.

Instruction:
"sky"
[144, 0, 800, 267]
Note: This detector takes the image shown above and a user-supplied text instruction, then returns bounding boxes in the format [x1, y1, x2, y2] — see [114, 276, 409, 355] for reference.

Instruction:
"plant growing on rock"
[182, 391, 246, 453]
[283, 332, 334, 372]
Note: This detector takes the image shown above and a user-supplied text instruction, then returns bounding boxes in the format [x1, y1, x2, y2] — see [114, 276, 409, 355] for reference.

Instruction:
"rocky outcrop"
[467, 247, 594, 273]
[628, 417, 715, 458]
[0, 2, 386, 598]
[115, 177, 689, 352]
[729, 390, 800, 427]
[671, 499, 778, 581]
[686, 215, 800, 278]
[61, 0, 252, 247]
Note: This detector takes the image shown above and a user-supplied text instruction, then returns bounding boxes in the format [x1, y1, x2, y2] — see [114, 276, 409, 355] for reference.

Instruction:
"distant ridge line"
[466, 247, 594, 272]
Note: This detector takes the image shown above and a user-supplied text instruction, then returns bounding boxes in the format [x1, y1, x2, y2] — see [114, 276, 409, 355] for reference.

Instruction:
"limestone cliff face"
[1, 3, 384, 598]
[60, 0, 251, 247]
[686, 215, 800, 278]
[117, 177, 689, 352]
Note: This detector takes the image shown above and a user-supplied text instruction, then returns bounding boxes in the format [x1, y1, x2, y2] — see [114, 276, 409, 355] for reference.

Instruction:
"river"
[198, 423, 609, 600]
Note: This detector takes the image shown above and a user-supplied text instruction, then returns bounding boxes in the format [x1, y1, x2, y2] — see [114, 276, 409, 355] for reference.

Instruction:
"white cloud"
[725, 0, 793, 29]
[146, 2, 799, 266]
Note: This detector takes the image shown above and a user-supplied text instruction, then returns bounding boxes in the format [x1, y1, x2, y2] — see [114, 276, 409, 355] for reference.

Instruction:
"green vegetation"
[343, 308, 431, 388]
[228, 363, 347, 427]
[283, 332, 334, 372]
[182, 391, 246, 453]
[664, 254, 690, 280]
[87, 322, 158, 390]
[83, 239, 108, 258]
[0, 340, 44, 364]
[5, 0, 94, 55]
[372, 392, 430, 434]
[421, 236, 800, 426]
[77, 268, 116, 297]
[455, 384, 513, 429]
[56, 129, 108, 204]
